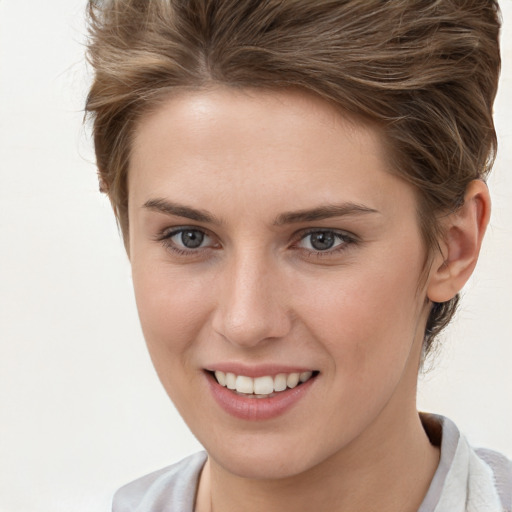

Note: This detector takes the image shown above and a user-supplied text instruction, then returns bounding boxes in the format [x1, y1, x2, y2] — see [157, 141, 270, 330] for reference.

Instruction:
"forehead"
[128, 87, 415, 222]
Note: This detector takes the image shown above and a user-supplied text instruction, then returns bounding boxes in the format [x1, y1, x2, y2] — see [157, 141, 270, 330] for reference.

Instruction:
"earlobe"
[427, 180, 491, 303]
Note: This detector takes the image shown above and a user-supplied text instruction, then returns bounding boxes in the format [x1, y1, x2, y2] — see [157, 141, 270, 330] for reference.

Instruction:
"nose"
[211, 251, 292, 348]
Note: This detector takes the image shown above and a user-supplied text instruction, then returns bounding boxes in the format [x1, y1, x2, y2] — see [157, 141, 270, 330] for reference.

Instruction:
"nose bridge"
[213, 244, 290, 347]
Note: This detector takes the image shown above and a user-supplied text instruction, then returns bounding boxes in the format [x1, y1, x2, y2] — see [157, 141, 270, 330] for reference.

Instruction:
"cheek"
[291, 255, 426, 377]
[131, 261, 213, 362]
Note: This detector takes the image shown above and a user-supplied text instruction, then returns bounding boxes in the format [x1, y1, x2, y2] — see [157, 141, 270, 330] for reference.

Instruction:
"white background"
[0, 2, 511, 511]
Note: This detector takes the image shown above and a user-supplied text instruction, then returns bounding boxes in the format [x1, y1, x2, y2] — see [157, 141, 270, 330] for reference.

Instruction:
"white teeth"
[235, 375, 254, 394]
[254, 376, 274, 395]
[274, 373, 287, 392]
[300, 371, 313, 383]
[225, 372, 236, 390]
[213, 370, 315, 394]
[286, 373, 300, 389]
[214, 371, 226, 386]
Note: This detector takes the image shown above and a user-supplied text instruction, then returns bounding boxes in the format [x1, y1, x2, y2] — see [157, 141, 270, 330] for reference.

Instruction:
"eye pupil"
[310, 232, 335, 250]
[181, 230, 204, 248]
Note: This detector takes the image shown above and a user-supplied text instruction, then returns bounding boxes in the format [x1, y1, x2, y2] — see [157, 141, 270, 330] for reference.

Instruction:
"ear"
[427, 180, 491, 303]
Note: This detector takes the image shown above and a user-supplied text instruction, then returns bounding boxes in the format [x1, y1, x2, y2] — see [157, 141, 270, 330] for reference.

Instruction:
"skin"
[126, 87, 489, 512]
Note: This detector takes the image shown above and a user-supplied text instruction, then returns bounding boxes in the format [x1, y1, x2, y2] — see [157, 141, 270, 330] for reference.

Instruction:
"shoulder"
[474, 447, 512, 511]
[420, 413, 512, 512]
[441, 414, 512, 511]
[112, 451, 208, 512]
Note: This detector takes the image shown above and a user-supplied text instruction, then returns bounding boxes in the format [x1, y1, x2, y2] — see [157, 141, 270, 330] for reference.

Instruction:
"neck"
[197, 409, 439, 512]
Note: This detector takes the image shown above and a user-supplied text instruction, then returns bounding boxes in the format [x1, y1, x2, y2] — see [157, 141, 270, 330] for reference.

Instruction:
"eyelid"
[292, 227, 358, 255]
[156, 225, 219, 254]
[295, 227, 357, 242]
[157, 224, 210, 239]
[154, 225, 357, 258]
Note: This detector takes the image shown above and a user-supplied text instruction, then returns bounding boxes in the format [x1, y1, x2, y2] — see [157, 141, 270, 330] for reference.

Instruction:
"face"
[128, 87, 434, 479]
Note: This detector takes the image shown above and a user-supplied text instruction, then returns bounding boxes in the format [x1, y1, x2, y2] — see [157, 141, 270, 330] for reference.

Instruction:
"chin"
[215, 452, 309, 480]
[204, 433, 330, 481]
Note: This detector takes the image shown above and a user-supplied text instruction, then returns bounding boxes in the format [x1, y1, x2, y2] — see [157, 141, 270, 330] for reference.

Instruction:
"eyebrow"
[273, 203, 379, 225]
[143, 198, 220, 224]
[143, 198, 379, 225]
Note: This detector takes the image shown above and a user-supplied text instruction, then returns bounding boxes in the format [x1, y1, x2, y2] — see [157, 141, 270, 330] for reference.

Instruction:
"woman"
[85, 1, 511, 511]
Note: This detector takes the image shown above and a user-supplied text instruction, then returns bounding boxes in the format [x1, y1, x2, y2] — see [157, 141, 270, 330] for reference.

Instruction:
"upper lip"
[205, 363, 317, 378]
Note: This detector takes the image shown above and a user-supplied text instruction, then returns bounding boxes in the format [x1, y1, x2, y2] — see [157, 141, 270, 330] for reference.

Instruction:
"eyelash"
[156, 227, 357, 258]
[157, 227, 217, 256]
[293, 229, 357, 258]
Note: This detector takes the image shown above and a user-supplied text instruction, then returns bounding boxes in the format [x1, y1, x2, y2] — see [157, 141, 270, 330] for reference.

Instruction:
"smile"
[205, 368, 319, 420]
[213, 370, 316, 398]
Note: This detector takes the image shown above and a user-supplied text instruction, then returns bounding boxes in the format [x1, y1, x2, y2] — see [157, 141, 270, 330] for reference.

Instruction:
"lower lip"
[205, 372, 317, 421]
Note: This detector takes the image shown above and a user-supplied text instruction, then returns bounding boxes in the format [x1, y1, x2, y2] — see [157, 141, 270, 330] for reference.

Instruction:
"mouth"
[207, 369, 320, 399]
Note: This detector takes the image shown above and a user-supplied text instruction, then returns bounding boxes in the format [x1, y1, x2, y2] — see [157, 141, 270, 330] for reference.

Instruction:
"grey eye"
[173, 229, 206, 249]
[307, 231, 336, 251]
[297, 230, 351, 253]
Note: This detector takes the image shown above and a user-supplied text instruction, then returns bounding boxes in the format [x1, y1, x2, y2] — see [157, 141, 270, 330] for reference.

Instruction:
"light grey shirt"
[112, 415, 512, 512]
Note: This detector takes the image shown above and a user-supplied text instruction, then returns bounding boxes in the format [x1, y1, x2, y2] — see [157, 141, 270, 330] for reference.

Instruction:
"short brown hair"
[85, 0, 501, 356]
